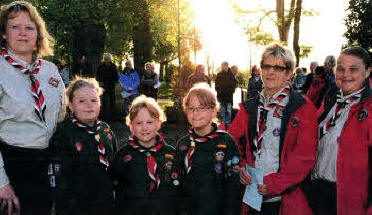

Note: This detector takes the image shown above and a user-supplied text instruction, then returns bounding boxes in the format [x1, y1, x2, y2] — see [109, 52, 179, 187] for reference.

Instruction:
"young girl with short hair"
[112, 95, 180, 215]
[177, 83, 241, 215]
[50, 77, 117, 214]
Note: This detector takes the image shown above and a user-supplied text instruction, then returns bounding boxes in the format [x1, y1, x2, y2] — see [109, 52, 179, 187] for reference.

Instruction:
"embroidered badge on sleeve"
[48, 77, 60, 88]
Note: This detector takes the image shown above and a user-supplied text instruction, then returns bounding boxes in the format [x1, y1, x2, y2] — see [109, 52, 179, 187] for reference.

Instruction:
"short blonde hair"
[0, 1, 54, 56]
[126, 95, 166, 126]
[260, 43, 295, 72]
[66, 76, 103, 105]
[183, 83, 219, 113]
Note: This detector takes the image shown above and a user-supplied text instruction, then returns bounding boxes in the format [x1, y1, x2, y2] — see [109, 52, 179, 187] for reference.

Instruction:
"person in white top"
[0, 1, 65, 214]
[308, 46, 371, 215]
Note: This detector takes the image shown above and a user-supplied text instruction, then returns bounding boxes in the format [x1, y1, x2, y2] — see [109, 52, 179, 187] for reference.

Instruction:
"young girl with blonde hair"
[112, 95, 180, 215]
[177, 83, 241, 215]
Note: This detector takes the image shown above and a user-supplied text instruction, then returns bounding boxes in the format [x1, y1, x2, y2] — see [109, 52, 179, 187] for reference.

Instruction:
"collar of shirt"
[339, 87, 365, 102]
[259, 85, 289, 106]
[6, 48, 39, 70]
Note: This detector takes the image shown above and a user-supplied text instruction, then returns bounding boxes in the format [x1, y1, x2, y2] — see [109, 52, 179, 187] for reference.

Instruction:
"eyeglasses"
[186, 106, 211, 113]
[261, 64, 287, 72]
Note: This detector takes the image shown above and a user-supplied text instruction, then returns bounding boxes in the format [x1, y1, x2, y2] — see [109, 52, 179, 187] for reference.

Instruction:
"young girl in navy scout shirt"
[176, 83, 241, 215]
[49, 77, 117, 215]
[112, 95, 180, 215]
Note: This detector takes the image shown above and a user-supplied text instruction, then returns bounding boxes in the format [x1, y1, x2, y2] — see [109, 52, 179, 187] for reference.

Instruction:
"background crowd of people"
[0, 1, 371, 215]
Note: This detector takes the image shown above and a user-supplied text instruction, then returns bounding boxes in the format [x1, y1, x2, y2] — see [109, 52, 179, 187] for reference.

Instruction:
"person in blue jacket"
[119, 60, 140, 116]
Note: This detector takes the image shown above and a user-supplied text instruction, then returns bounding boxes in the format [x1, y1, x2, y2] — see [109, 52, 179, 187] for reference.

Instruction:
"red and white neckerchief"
[1, 47, 46, 121]
[254, 85, 290, 158]
[185, 123, 227, 174]
[128, 134, 164, 192]
[70, 116, 109, 170]
[319, 89, 362, 138]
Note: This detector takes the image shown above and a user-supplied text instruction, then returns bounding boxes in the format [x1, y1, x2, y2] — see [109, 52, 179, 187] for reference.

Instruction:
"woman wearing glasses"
[0, 1, 65, 214]
[308, 46, 371, 215]
[228, 43, 318, 215]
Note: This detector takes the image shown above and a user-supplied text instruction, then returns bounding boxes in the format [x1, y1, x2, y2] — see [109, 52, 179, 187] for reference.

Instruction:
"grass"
[157, 81, 174, 99]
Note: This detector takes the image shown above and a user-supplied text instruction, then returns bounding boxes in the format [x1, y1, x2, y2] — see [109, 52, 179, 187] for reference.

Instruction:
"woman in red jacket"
[228, 43, 318, 215]
[308, 46, 371, 215]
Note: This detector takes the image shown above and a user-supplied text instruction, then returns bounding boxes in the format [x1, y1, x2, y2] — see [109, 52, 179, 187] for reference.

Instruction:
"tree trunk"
[164, 63, 169, 82]
[159, 61, 166, 81]
[72, 21, 106, 77]
[276, 0, 296, 44]
[293, 0, 302, 67]
[133, 0, 152, 76]
[276, 0, 286, 43]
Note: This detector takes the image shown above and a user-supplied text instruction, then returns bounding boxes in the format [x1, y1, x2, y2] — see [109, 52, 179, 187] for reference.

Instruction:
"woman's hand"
[239, 166, 252, 185]
[0, 184, 20, 215]
[257, 183, 267, 195]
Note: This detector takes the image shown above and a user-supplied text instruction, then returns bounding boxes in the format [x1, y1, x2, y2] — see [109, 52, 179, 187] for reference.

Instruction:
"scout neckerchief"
[1, 47, 45, 122]
[70, 115, 109, 170]
[254, 85, 290, 158]
[128, 134, 164, 192]
[320, 89, 363, 138]
[185, 123, 227, 174]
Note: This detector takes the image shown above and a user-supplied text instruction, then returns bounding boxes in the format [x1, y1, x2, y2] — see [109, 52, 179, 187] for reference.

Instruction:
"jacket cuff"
[263, 175, 278, 196]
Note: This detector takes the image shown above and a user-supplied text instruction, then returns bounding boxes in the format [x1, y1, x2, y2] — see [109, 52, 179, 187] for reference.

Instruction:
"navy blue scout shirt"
[112, 135, 181, 214]
[49, 119, 116, 210]
[176, 123, 241, 215]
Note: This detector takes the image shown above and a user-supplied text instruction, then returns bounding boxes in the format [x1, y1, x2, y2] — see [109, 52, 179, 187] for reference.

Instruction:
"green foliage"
[299, 45, 312, 58]
[158, 82, 174, 99]
[21, 0, 112, 69]
[246, 27, 276, 46]
[344, 0, 372, 55]
[302, 9, 319, 16]
[159, 102, 174, 112]
[235, 0, 317, 58]
[1, 0, 194, 69]
[104, 0, 134, 60]
[165, 64, 176, 83]
[151, 0, 179, 63]
[235, 71, 249, 88]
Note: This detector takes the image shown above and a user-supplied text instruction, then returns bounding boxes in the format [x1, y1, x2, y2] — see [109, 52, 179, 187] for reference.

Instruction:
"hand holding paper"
[243, 165, 264, 211]
[257, 183, 267, 195]
[240, 166, 252, 185]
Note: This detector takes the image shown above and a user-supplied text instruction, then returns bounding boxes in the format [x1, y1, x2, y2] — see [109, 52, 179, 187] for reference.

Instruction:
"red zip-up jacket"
[318, 86, 372, 215]
[228, 91, 318, 215]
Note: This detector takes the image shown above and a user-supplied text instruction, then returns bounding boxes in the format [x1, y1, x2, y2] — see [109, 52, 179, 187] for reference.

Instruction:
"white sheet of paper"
[243, 164, 264, 211]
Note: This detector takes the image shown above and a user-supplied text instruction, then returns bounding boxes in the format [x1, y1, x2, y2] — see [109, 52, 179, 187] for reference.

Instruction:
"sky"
[188, 0, 349, 71]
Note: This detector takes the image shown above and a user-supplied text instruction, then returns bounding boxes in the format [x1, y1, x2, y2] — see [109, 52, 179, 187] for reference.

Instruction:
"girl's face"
[130, 108, 161, 148]
[69, 86, 100, 126]
[335, 54, 369, 95]
[186, 96, 216, 131]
